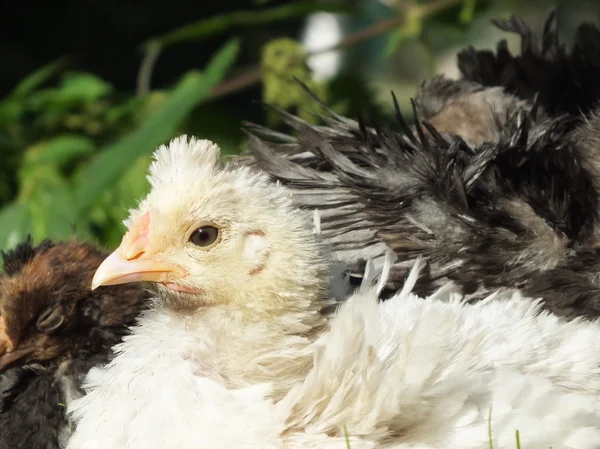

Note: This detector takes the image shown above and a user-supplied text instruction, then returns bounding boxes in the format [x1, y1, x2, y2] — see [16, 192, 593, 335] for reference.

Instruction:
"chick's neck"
[161, 237, 333, 399]
[158, 285, 330, 401]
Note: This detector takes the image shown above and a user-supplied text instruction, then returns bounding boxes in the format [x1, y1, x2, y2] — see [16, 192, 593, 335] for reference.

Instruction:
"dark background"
[0, 0, 305, 97]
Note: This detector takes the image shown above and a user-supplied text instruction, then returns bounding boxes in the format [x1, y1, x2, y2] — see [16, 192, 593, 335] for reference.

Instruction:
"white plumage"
[285, 271, 600, 448]
[66, 136, 600, 449]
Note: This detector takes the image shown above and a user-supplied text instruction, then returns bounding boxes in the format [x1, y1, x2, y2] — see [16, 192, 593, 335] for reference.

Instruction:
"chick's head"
[0, 238, 147, 372]
[92, 136, 327, 313]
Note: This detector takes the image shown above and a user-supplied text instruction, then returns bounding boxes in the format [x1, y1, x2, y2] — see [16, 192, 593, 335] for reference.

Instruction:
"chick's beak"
[91, 223, 186, 290]
[0, 346, 34, 372]
[0, 316, 32, 372]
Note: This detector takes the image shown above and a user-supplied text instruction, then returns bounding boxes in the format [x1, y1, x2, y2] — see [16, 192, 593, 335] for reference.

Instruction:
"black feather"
[242, 82, 600, 319]
[1, 236, 55, 276]
[458, 10, 600, 120]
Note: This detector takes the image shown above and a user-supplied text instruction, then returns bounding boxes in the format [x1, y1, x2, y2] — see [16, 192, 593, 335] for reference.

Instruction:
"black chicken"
[457, 10, 600, 124]
[241, 11, 600, 318]
[0, 237, 149, 449]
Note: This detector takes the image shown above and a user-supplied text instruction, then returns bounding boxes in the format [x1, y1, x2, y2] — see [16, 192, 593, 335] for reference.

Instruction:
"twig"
[209, 66, 263, 99]
[206, 15, 406, 101]
[136, 0, 462, 97]
[207, 0, 463, 101]
[314, 14, 406, 55]
[136, 41, 162, 97]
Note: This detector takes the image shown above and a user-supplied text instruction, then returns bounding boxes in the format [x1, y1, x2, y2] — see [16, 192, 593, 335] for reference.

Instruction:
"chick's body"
[66, 137, 600, 449]
[0, 239, 149, 449]
[1, 369, 65, 449]
[244, 89, 600, 317]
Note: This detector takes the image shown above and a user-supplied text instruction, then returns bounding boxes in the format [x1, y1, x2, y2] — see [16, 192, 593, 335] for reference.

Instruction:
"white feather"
[67, 273, 600, 449]
[67, 310, 286, 449]
[280, 269, 600, 448]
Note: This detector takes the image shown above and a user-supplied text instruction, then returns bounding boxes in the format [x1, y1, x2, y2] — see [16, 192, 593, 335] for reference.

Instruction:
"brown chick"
[0, 236, 149, 449]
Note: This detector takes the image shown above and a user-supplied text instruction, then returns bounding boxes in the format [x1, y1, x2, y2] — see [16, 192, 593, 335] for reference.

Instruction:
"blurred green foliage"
[0, 0, 529, 254]
[261, 38, 329, 125]
[145, 1, 352, 50]
[0, 38, 239, 251]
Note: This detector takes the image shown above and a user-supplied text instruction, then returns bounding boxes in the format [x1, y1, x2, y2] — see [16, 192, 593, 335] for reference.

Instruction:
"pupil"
[190, 226, 218, 247]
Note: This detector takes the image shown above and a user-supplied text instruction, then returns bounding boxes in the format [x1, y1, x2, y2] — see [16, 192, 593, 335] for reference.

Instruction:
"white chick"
[67, 136, 600, 449]
[67, 136, 330, 449]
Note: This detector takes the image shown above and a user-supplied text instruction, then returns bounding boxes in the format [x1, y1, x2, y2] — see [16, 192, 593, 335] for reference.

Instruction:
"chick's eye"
[36, 307, 65, 333]
[190, 226, 220, 248]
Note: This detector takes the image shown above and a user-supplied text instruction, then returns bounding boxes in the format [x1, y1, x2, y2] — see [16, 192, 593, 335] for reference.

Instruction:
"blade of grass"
[73, 38, 240, 216]
[10, 59, 66, 98]
[488, 407, 493, 449]
[146, 1, 352, 49]
[343, 426, 351, 449]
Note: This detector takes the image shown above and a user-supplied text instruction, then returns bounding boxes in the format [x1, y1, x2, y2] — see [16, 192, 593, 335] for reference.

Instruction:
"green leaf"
[45, 186, 93, 242]
[0, 202, 30, 252]
[88, 154, 152, 248]
[26, 174, 77, 242]
[23, 135, 95, 168]
[383, 29, 408, 57]
[73, 38, 240, 216]
[0, 99, 23, 125]
[22, 74, 113, 128]
[383, 10, 423, 57]
[16, 149, 91, 243]
[459, 0, 477, 24]
[0, 60, 65, 126]
[147, 1, 352, 49]
[9, 59, 65, 98]
[54, 73, 112, 104]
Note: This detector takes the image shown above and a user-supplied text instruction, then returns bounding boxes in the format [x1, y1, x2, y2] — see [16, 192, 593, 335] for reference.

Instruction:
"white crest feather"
[148, 136, 221, 187]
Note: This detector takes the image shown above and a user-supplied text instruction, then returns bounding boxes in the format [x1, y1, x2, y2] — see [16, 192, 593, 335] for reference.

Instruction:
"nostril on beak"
[120, 211, 152, 261]
[120, 231, 150, 260]
[124, 250, 145, 261]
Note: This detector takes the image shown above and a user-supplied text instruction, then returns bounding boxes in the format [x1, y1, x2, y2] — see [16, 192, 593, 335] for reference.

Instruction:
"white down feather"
[281, 258, 600, 448]
[67, 255, 600, 449]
